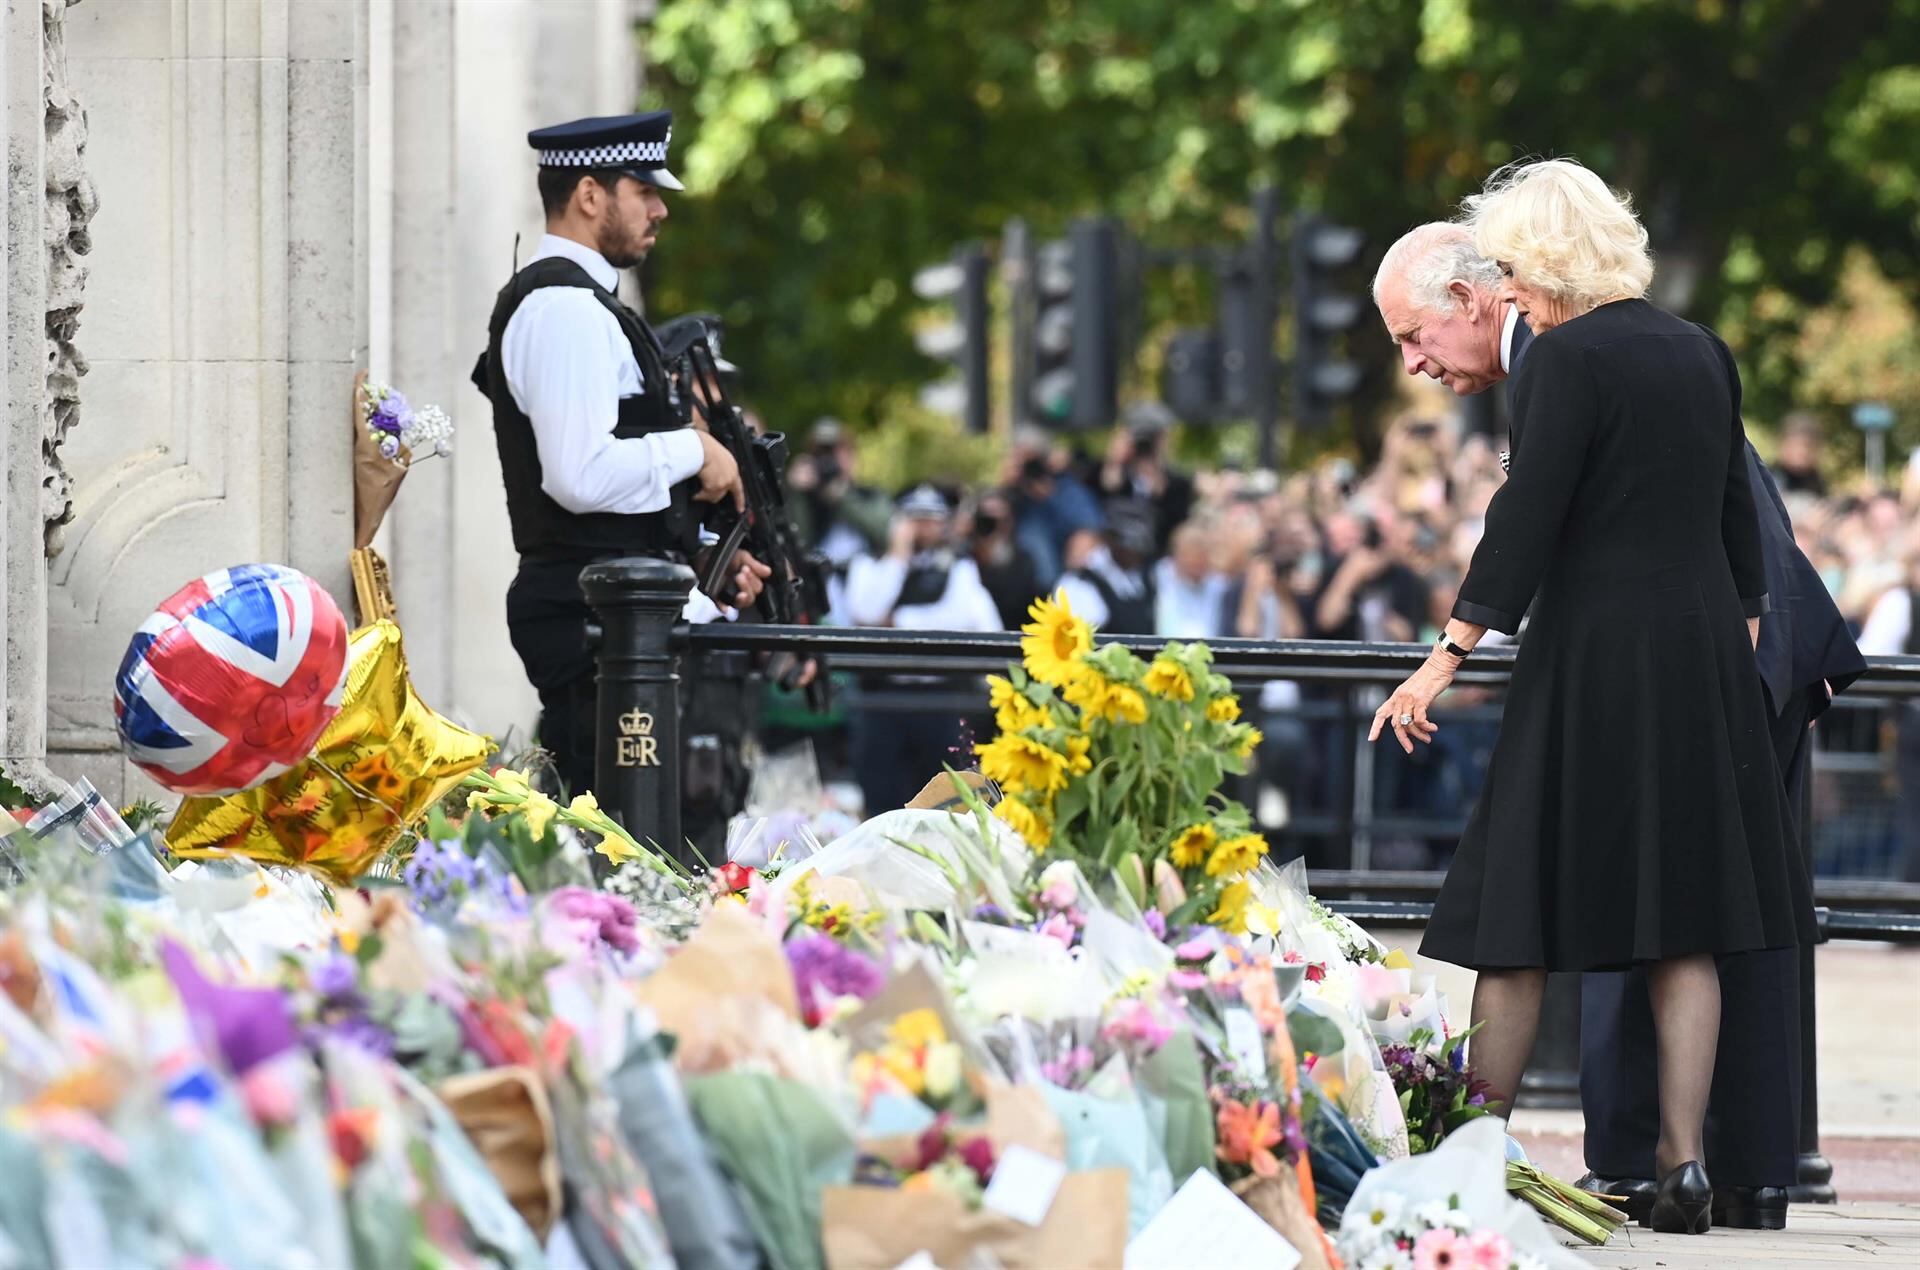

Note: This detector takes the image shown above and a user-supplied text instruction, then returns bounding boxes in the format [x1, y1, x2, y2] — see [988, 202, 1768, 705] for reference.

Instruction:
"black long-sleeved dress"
[1420, 299, 1814, 972]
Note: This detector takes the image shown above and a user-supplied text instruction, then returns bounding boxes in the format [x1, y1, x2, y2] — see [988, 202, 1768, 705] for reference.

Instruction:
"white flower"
[1409, 1200, 1453, 1231]
[1359, 1246, 1412, 1270]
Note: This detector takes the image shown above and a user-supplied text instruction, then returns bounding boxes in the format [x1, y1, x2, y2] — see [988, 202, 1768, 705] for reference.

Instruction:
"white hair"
[1463, 158, 1653, 304]
[1372, 222, 1504, 316]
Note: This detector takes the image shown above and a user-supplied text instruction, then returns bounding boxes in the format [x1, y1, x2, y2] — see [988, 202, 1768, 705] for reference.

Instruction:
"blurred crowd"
[780, 404, 1920, 873]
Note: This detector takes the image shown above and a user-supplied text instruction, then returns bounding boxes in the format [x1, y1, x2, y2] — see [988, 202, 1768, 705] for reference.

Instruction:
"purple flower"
[785, 932, 884, 1025]
[547, 886, 642, 955]
[972, 902, 1008, 924]
[310, 954, 358, 1002]
[378, 434, 401, 459]
[322, 1014, 395, 1059]
[163, 940, 300, 1076]
[1142, 910, 1167, 940]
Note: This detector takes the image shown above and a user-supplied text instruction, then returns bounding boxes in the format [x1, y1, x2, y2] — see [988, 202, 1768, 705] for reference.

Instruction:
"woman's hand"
[1368, 654, 1458, 753]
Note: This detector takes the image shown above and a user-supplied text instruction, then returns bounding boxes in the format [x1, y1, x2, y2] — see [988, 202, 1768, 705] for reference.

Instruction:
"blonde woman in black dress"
[1370, 159, 1811, 1235]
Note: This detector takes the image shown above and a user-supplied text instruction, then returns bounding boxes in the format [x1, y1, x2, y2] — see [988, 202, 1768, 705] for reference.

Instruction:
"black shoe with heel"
[1646, 1162, 1713, 1234]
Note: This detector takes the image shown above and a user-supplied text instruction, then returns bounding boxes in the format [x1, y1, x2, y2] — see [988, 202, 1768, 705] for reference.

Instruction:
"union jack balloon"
[114, 564, 351, 795]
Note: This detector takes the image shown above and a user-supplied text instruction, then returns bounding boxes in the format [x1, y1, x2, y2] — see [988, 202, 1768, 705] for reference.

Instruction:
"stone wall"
[3, 0, 647, 799]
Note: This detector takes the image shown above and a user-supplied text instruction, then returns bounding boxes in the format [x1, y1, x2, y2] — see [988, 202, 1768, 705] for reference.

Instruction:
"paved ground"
[1358, 932, 1920, 1262]
[1569, 1204, 1920, 1268]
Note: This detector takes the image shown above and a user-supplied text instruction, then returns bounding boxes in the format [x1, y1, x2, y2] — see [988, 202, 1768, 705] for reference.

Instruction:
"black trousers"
[848, 697, 972, 816]
[1579, 685, 1813, 1188]
[505, 559, 603, 798]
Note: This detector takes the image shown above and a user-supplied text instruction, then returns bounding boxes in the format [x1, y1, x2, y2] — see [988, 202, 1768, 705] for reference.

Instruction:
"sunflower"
[975, 733, 1071, 796]
[1208, 879, 1253, 934]
[996, 797, 1052, 849]
[1169, 822, 1218, 870]
[1021, 592, 1093, 686]
[1206, 833, 1267, 878]
[1064, 733, 1093, 776]
[987, 675, 1042, 733]
[1143, 657, 1195, 702]
[1206, 694, 1242, 724]
[1234, 726, 1264, 759]
[1061, 664, 1114, 713]
[1107, 683, 1149, 724]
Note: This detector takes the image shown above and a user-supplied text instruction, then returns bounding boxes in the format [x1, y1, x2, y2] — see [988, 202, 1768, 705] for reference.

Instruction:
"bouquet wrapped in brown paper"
[435, 1065, 562, 1240]
[349, 370, 456, 620]
[820, 1168, 1129, 1270]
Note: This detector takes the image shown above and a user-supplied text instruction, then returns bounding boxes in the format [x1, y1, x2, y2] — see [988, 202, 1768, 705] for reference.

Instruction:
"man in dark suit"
[1374, 222, 1866, 1229]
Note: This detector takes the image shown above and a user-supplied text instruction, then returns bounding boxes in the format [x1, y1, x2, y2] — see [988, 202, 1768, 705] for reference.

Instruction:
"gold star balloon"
[166, 620, 491, 884]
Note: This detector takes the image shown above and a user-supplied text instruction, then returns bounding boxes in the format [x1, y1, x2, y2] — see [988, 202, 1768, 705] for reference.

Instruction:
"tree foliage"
[643, 0, 1920, 451]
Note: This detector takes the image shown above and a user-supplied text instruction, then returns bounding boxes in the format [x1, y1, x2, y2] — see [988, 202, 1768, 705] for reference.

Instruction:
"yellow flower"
[891, 1008, 949, 1049]
[1207, 694, 1242, 723]
[466, 789, 491, 813]
[1107, 683, 1149, 724]
[1021, 591, 1094, 686]
[923, 1043, 964, 1101]
[1064, 733, 1093, 776]
[1170, 823, 1218, 870]
[1246, 901, 1282, 937]
[595, 834, 638, 863]
[996, 797, 1053, 849]
[493, 768, 533, 797]
[1235, 727, 1264, 759]
[1143, 657, 1195, 702]
[1206, 833, 1267, 878]
[1061, 664, 1113, 713]
[988, 675, 1045, 733]
[522, 791, 559, 841]
[1209, 879, 1253, 934]
[975, 733, 1070, 796]
[568, 791, 600, 819]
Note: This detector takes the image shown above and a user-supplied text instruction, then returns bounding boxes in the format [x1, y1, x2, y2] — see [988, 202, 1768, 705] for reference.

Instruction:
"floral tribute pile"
[0, 595, 1609, 1268]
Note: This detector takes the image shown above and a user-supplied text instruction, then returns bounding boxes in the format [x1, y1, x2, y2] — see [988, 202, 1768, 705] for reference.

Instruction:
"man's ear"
[1447, 280, 1482, 321]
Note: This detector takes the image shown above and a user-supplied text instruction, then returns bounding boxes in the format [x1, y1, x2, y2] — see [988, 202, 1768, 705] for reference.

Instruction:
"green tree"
[642, 0, 1920, 457]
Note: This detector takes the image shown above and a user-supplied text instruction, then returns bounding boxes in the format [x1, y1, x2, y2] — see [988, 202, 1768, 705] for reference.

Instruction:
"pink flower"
[1168, 969, 1209, 991]
[240, 1064, 299, 1128]
[1037, 913, 1076, 948]
[1413, 1227, 1467, 1270]
[1465, 1229, 1513, 1270]
[1174, 936, 1214, 962]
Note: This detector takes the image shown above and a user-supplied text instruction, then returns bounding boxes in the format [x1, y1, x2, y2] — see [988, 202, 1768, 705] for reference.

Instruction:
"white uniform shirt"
[501, 234, 705, 515]
[502, 234, 721, 622]
[843, 552, 1004, 631]
[1056, 545, 1148, 630]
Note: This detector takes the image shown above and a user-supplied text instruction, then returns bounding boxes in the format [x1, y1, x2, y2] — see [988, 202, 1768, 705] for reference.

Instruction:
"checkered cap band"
[540, 137, 670, 167]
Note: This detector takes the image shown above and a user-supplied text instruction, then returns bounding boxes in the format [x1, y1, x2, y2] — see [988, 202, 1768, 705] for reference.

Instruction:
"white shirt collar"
[532, 232, 620, 292]
[1499, 303, 1520, 373]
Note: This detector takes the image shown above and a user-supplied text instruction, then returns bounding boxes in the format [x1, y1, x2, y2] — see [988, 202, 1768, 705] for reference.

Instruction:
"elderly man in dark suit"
[1373, 222, 1865, 1230]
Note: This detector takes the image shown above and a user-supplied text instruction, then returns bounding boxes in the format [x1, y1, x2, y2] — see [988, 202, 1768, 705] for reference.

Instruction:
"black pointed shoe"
[1647, 1161, 1713, 1234]
[1575, 1173, 1656, 1223]
[1713, 1184, 1788, 1231]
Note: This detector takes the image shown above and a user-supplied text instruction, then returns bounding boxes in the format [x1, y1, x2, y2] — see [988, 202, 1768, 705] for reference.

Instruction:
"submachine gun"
[655, 314, 832, 712]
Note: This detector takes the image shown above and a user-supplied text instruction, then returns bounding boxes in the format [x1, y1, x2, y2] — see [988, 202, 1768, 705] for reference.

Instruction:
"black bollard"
[581, 558, 695, 870]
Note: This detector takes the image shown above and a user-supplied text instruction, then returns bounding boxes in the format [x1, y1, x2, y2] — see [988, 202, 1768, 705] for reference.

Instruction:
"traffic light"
[1160, 327, 1221, 425]
[1027, 218, 1122, 430]
[1289, 212, 1366, 429]
[913, 244, 991, 433]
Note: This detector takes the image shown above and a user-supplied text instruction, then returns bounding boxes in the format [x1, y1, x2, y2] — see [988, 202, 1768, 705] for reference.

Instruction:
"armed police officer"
[476, 110, 769, 798]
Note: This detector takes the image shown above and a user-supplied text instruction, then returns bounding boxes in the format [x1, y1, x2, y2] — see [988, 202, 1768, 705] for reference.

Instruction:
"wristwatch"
[1436, 633, 1474, 660]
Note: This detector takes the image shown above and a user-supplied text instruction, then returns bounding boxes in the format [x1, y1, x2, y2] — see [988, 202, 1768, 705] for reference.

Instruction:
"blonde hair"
[1463, 159, 1653, 305]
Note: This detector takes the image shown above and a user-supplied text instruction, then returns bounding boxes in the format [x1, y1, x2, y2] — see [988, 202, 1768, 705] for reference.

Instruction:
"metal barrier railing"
[581, 560, 1920, 1203]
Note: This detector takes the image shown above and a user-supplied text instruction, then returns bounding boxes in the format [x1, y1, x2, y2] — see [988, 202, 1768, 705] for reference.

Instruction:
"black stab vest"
[476, 257, 696, 564]
[1072, 566, 1156, 634]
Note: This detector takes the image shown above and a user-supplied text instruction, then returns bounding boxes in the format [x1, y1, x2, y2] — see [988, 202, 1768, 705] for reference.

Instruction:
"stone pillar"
[42, 0, 386, 800]
[387, 0, 647, 747]
[3, 0, 96, 795]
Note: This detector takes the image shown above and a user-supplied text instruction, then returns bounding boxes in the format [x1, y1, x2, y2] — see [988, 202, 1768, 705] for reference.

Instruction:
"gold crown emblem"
[618, 709, 654, 737]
